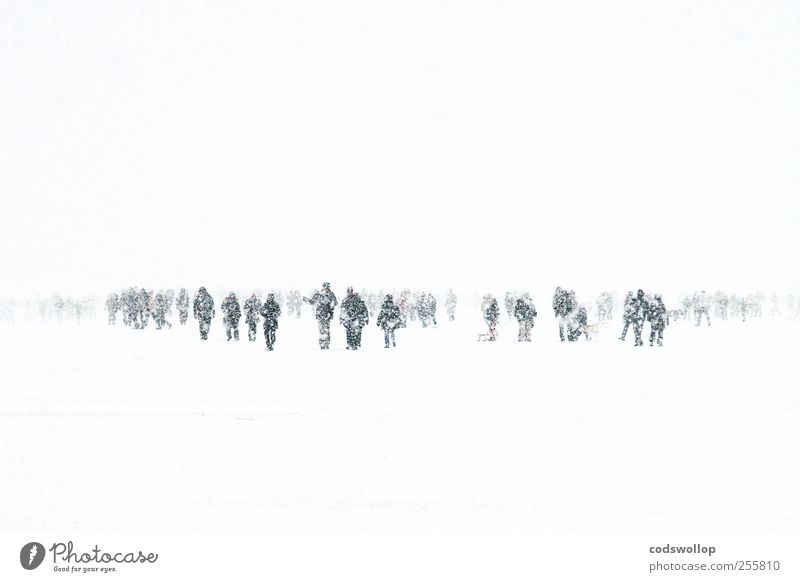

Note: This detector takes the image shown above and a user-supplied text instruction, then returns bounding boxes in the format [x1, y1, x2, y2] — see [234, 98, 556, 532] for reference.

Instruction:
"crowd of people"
[103, 283, 422, 350]
[0, 295, 96, 324]
[97, 285, 795, 350]
[619, 290, 668, 347]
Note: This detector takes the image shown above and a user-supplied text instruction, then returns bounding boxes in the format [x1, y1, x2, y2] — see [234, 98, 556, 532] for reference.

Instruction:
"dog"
[583, 323, 600, 341]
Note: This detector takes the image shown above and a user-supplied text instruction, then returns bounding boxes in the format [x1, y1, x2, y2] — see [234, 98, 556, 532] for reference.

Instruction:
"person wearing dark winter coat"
[340, 287, 369, 350]
[552, 287, 573, 341]
[626, 289, 648, 346]
[377, 294, 402, 348]
[243, 294, 262, 342]
[260, 293, 281, 350]
[648, 295, 668, 346]
[513, 294, 537, 342]
[193, 287, 215, 340]
[176, 288, 190, 325]
[221, 292, 242, 341]
[136, 288, 151, 329]
[568, 304, 588, 341]
[303, 282, 338, 349]
[482, 294, 500, 340]
[619, 291, 635, 341]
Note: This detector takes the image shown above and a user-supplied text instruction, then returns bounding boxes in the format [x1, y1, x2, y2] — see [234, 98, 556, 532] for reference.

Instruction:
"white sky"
[1, 1, 798, 298]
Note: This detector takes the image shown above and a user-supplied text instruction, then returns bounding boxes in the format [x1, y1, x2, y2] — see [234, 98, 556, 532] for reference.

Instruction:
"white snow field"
[1, 306, 797, 533]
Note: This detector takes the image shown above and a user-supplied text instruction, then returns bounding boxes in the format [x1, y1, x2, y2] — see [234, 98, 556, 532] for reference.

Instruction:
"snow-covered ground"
[1, 308, 797, 533]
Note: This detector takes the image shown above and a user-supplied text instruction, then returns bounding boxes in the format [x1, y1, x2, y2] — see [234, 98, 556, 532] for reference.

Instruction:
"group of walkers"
[552, 287, 590, 342]
[192, 288, 283, 349]
[303, 284, 406, 350]
[106, 283, 409, 350]
[619, 289, 668, 347]
[490, 288, 667, 347]
[104, 284, 781, 350]
[106, 287, 190, 330]
[483, 293, 538, 342]
[681, 290, 763, 325]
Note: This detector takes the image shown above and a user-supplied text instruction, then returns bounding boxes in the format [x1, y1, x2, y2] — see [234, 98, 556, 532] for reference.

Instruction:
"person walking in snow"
[340, 287, 369, 350]
[619, 291, 635, 341]
[482, 294, 500, 340]
[695, 290, 711, 326]
[426, 293, 438, 327]
[221, 292, 242, 341]
[105, 293, 120, 325]
[445, 289, 457, 321]
[648, 294, 668, 346]
[260, 293, 281, 350]
[377, 294, 402, 348]
[630, 289, 648, 346]
[505, 291, 516, 321]
[154, 290, 172, 329]
[513, 294, 537, 342]
[303, 282, 338, 349]
[176, 288, 190, 325]
[568, 303, 588, 341]
[552, 287, 571, 342]
[193, 287, 215, 340]
[243, 293, 262, 342]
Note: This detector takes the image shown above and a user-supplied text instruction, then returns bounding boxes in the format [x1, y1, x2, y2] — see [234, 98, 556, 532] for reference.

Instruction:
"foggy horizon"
[2, 1, 798, 298]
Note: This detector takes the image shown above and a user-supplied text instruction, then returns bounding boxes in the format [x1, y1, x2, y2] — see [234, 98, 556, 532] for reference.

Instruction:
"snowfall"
[1, 301, 798, 534]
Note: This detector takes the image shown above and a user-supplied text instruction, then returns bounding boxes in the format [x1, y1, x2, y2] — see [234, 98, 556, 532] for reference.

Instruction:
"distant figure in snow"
[176, 288, 190, 325]
[154, 290, 172, 329]
[482, 294, 500, 340]
[377, 294, 402, 348]
[164, 289, 175, 318]
[596, 292, 614, 321]
[445, 289, 457, 321]
[303, 282, 338, 349]
[52, 294, 65, 321]
[120, 288, 135, 326]
[505, 291, 515, 320]
[417, 292, 437, 328]
[682, 295, 694, 322]
[714, 291, 729, 320]
[397, 289, 411, 323]
[221, 292, 242, 341]
[695, 290, 711, 326]
[260, 293, 281, 350]
[105, 293, 120, 325]
[286, 290, 303, 318]
[243, 293, 262, 342]
[340, 287, 369, 350]
[647, 294, 668, 346]
[136, 288, 151, 329]
[193, 287, 215, 340]
[513, 293, 537, 342]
